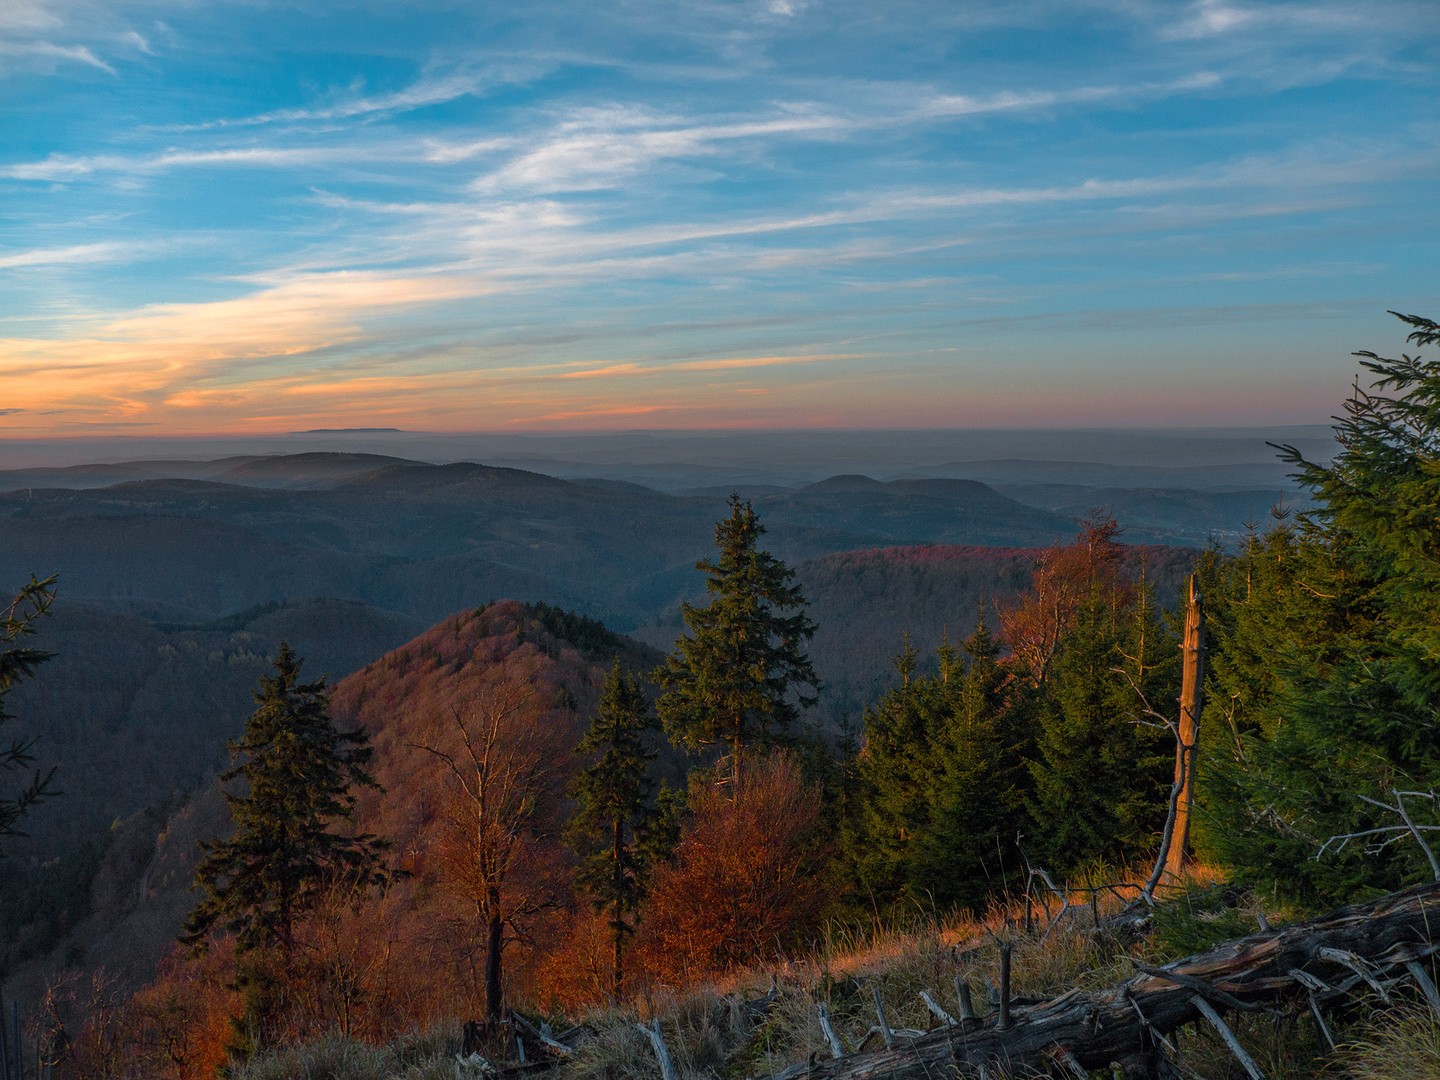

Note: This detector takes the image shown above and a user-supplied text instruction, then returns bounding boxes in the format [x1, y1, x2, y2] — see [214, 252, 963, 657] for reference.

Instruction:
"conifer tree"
[656, 495, 819, 782]
[568, 660, 658, 992]
[845, 624, 1035, 913]
[846, 637, 929, 902]
[1, 575, 59, 854]
[182, 643, 389, 954]
[1200, 312, 1440, 901]
[914, 622, 1034, 910]
[1028, 573, 1174, 874]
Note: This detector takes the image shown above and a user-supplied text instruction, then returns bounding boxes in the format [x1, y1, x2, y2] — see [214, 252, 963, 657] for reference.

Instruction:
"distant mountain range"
[0, 454, 1093, 631]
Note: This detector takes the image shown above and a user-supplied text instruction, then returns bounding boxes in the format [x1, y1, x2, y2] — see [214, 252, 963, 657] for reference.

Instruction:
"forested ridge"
[1, 314, 1438, 1079]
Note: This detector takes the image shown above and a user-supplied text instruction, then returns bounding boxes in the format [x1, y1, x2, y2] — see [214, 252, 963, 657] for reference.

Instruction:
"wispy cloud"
[560, 352, 859, 379]
[169, 64, 549, 131]
[2, 0, 1432, 433]
[1, 144, 403, 181]
[1157, 0, 1383, 41]
[0, 242, 142, 269]
[0, 38, 113, 72]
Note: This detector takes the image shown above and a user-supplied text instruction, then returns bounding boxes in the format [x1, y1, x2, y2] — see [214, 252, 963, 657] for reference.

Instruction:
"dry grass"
[1335, 1003, 1440, 1080]
[232, 1026, 462, 1080]
[234, 864, 1436, 1080]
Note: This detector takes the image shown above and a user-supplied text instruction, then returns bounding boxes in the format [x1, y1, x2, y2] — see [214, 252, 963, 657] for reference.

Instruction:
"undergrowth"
[233, 869, 1435, 1080]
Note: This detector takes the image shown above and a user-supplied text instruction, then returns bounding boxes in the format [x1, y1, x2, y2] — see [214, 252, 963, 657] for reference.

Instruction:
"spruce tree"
[914, 622, 1034, 911]
[846, 638, 929, 903]
[182, 643, 389, 954]
[1028, 579, 1174, 875]
[1, 575, 59, 853]
[568, 661, 658, 992]
[655, 495, 819, 781]
[845, 624, 1036, 913]
[1200, 312, 1440, 902]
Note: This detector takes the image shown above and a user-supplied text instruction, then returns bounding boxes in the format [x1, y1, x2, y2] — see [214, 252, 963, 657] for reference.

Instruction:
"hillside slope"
[3, 599, 424, 869]
[1, 602, 664, 1013]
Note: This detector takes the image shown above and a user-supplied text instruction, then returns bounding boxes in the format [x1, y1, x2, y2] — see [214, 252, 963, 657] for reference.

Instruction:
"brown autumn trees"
[637, 752, 830, 979]
[997, 514, 1128, 685]
[415, 678, 568, 1025]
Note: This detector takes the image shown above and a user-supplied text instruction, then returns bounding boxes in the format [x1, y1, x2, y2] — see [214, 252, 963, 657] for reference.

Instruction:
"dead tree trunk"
[760, 882, 1440, 1080]
[486, 903, 504, 1023]
[1164, 575, 1204, 882]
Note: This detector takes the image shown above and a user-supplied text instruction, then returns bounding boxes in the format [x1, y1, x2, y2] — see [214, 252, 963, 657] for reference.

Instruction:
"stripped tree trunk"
[1164, 575, 1204, 883]
[758, 882, 1440, 1080]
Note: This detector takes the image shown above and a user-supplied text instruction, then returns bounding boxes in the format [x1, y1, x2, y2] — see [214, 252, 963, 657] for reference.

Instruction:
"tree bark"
[758, 882, 1440, 1080]
[486, 900, 504, 1022]
[613, 818, 625, 994]
[1165, 575, 1204, 882]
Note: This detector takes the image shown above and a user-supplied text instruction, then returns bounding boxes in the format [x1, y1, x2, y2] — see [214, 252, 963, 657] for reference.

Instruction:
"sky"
[1, 0, 1437, 437]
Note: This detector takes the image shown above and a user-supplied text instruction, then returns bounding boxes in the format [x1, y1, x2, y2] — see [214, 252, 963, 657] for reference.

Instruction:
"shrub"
[636, 753, 831, 980]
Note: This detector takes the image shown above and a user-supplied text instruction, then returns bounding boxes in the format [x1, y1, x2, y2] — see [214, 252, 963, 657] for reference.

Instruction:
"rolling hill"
[0, 601, 663, 1005]
[0, 457, 1081, 631]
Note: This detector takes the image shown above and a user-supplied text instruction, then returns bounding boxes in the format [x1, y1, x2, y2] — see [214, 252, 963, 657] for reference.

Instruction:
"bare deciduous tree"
[413, 679, 563, 1025]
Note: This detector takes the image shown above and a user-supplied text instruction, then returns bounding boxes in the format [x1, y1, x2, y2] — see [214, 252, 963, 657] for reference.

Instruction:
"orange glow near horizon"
[2, 282, 1352, 438]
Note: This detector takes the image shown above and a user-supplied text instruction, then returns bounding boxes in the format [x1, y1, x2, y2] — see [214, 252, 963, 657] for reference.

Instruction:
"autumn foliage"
[634, 753, 830, 981]
[42, 525, 1176, 1076]
[997, 514, 1132, 682]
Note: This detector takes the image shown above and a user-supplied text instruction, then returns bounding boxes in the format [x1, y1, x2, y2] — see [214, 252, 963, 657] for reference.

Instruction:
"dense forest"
[1, 313, 1437, 1079]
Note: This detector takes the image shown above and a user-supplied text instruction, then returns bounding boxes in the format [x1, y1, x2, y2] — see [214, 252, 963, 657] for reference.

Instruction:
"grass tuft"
[1339, 1003, 1440, 1080]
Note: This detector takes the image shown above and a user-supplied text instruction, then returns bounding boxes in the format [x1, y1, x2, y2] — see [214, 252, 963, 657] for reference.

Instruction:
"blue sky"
[1, 0, 1436, 435]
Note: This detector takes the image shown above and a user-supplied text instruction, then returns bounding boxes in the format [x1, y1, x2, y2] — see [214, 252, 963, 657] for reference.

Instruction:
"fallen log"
[763, 881, 1440, 1080]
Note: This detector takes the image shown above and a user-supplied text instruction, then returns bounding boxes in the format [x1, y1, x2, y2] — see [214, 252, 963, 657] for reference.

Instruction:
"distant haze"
[0, 426, 1334, 492]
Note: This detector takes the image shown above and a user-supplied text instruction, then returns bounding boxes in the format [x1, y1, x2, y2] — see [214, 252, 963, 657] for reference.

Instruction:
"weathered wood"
[1404, 959, 1440, 1015]
[919, 990, 957, 1028]
[510, 1012, 573, 1056]
[1192, 995, 1263, 1080]
[758, 882, 1440, 1080]
[1164, 575, 1204, 883]
[955, 976, 977, 1022]
[638, 1019, 679, 1080]
[871, 985, 895, 1049]
[997, 942, 1013, 1031]
[817, 1003, 846, 1059]
[1306, 992, 1337, 1052]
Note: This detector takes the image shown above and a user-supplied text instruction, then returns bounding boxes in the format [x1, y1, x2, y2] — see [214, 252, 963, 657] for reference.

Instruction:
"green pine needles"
[843, 622, 1038, 913]
[1029, 572, 1176, 873]
[182, 642, 390, 955]
[1198, 311, 1440, 903]
[568, 661, 665, 992]
[655, 494, 819, 777]
[1, 574, 60, 854]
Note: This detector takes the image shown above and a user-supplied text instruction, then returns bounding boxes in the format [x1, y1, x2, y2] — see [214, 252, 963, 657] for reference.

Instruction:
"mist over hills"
[0, 426, 1325, 551]
[0, 426, 1337, 485]
[0, 458, 1088, 631]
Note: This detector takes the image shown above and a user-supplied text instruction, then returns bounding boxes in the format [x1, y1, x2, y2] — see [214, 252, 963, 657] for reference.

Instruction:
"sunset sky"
[1, 0, 1436, 436]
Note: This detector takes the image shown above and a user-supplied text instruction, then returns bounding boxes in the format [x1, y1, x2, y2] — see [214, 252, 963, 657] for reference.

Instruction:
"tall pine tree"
[1, 575, 59, 854]
[1199, 313, 1440, 903]
[914, 623, 1035, 911]
[182, 643, 389, 954]
[845, 623, 1035, 913]
[568, 661, 659, 992]
[1028, 562, 1175, 875]
[656, 495, 819, 784]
